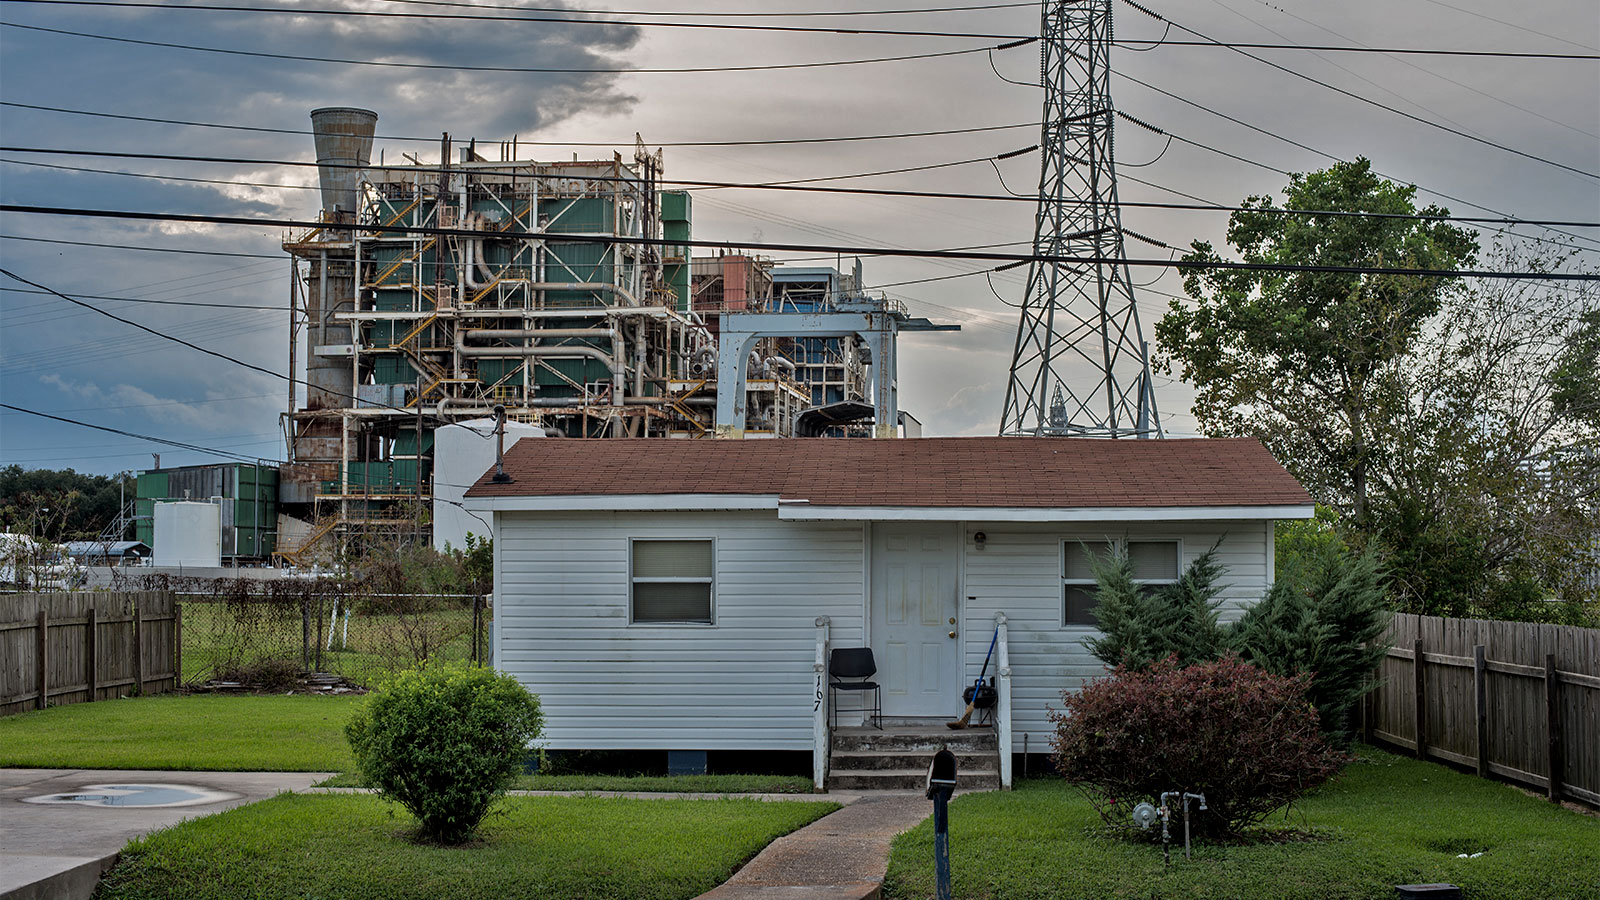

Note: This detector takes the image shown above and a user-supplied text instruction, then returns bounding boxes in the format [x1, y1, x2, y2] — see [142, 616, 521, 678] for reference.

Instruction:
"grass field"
[0, 694, 815, 793]
[883, 747, 1599, 900]
[94, 792, 839, 900]
[0, 694, 359, 771]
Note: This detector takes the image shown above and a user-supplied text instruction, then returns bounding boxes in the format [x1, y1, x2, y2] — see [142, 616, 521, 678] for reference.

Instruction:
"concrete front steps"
[827, 725, 1000, 792]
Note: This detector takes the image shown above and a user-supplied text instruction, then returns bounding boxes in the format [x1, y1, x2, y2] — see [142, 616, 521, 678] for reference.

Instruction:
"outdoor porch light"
[973, 531, 987, 546]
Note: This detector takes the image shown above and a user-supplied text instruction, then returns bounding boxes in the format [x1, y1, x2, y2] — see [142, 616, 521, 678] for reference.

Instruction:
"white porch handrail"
[995, 612, 1012, 789]
[813, 615, 831, 791]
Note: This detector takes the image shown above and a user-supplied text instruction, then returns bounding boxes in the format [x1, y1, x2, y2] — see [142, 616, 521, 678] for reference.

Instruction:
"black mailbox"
[925, 749, 957, 799]
[926, 748, 958, 900]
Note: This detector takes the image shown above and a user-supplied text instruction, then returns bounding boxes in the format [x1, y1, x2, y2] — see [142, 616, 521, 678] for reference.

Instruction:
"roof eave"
[470, 494, 1314, 521]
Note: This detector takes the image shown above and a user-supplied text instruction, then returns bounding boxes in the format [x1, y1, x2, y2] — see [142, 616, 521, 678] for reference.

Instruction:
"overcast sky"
[1, 0, 1596, 475]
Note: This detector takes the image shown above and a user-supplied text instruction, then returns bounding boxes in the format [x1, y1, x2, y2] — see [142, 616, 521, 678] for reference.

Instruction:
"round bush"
[1050, 654, 1347, 837]
[346, 663, 542, 843]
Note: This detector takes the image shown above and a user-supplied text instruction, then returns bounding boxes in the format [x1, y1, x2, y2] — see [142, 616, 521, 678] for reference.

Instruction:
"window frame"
[1060, 537, 1183, 628]
[629, 537, 717, 626]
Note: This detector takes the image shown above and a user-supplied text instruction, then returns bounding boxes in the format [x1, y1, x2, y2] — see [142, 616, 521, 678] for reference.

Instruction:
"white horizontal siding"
[496, 510, 864, 751]
[496, 511, 1273, 755]
[961, 520, 1272, 756]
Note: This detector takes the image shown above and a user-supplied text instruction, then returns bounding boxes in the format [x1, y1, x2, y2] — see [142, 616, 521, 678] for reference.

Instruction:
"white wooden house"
[467, 437, 1313, 789]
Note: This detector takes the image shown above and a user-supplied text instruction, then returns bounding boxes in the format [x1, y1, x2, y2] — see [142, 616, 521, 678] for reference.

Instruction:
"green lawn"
[883, 747, 1599, 900]
[317, 771, 817, 793]
[93, 792, 839, 900]
[0, 694, 358, 771]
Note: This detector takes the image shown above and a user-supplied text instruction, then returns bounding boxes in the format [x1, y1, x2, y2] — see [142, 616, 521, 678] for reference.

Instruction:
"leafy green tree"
[1156, 158, 1478, 525]
[0, 466, 134, 541]
[1364, 241, 1598, 620]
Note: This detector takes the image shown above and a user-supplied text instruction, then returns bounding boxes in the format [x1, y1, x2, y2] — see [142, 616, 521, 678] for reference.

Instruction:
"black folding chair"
[829, 647, 882, 730]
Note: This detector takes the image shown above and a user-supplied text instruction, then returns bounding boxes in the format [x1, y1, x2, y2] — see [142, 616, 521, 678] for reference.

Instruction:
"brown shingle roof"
[465, 437, 1310, 509]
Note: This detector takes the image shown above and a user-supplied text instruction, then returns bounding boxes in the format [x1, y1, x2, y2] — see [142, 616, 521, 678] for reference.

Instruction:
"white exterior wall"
[495, 509, 1272, 754]
[152, 501, 222, 568]
[433, 419, 542, 553]
[960, 519, 1272, 756]
[496, 509, 866, 750]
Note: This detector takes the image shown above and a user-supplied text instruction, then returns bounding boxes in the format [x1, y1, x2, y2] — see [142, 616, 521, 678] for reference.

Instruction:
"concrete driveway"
[0, 768, 331, 900]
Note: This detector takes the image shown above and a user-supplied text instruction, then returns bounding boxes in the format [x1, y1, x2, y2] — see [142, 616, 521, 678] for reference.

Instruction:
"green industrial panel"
[533, 356, 608, 389]
[375, 290, 414, 312]
[664, 221, 690, 241]
[136, 472, 169, 500]
[661, 190, 691, 222]
[373, 356, 418, 385]
[392, 458, 420, 489]
[544, 243, 614, 307]
[666, 263, 689, 313]
[541, 198, 614, 234]
[393, 429, 434, 456]
[477, 359, 524, 387]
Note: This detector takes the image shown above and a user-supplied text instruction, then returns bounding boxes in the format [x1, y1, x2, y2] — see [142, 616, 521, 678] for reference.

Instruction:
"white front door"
[870, 522, 961, 718]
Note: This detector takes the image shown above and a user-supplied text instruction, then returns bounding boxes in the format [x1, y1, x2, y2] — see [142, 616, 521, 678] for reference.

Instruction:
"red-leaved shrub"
[1050, 654, 1347, 836]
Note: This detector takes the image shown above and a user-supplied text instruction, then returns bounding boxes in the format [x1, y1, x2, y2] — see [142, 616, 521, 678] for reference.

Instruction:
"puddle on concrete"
[23, 783, 239, 808]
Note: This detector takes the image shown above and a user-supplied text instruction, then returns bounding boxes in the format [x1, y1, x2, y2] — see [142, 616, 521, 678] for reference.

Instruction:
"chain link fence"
[110, 573, 490, 687]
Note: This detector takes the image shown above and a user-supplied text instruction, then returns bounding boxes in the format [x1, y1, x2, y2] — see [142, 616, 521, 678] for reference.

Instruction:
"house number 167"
[814, 674, 823, 711]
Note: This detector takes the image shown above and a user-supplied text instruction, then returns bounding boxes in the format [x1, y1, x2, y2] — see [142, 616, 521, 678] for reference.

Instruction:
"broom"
[948, 625, 999, 729]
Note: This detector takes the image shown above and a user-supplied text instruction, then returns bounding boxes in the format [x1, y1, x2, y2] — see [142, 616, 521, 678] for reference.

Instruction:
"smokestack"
[309, 107, 378, 217]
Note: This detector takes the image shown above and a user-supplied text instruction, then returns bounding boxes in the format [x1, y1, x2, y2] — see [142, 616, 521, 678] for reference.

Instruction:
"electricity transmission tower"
[1000, 0, 1162, 438]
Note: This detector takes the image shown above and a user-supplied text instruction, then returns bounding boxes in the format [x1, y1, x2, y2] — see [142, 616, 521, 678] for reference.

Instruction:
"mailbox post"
[925, 749, 958, 900]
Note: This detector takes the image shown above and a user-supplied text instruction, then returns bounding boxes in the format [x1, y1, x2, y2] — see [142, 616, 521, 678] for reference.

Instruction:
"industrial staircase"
[827, 725, 1000, 792]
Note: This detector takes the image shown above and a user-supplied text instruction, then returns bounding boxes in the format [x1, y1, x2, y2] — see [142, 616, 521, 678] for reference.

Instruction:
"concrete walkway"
[4, 769, 935, 900]
[0, 768, 332, 900]
[695, 792, 932, 900]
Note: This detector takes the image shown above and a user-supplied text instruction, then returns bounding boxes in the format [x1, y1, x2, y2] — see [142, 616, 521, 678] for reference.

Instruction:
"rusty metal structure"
[276, 108, 955, 559]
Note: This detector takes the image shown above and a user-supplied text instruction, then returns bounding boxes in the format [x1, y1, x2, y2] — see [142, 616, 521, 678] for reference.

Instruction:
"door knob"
[948, 631, 958, 639]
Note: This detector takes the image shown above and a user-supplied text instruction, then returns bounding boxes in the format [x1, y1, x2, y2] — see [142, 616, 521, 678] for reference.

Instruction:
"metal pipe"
[464, 328, 616, 341]
[516, 282, 641, 306]
[633, 321, 646, 397]
[456, 345, 624, 406]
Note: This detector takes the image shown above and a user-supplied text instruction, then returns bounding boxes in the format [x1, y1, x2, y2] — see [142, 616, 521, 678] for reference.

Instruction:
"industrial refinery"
[144, 106, 957, 563]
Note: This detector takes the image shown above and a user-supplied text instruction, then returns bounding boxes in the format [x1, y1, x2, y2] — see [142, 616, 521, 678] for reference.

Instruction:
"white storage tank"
[153, 501, 223, 568]
[432, 418, 542, 552]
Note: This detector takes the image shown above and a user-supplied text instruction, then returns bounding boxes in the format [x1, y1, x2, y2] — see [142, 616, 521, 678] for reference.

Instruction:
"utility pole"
[1000, 0, 1162, 438]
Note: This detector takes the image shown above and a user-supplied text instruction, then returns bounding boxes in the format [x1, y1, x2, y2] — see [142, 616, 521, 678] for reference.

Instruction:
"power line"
[0, 231, 283, 259]
[6, 204, 1595, 280]
[7, 146, 1596, 229]
[1108, 68, 1600, 249]
[1, 268, 288, 381]
[372, 0, 1040, 19]
[1120, 0, 1597, 181]
[1214, 0, 1597, 143]
[2, 285, 287, 311]
[0, 21, 1027, 74]
[0, 403, 278, 464]
[3, 0, 1033, 40]
[1412, 0, 1598, 53]
[0, 100, 1038, 148]
[1118, 37, 1598, 60]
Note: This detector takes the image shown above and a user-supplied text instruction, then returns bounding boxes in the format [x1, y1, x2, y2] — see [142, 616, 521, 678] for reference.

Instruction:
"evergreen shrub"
[346, 663, 542, 843]
[1050, 655, 1347, 836]
[1084, 543, 1390, 745]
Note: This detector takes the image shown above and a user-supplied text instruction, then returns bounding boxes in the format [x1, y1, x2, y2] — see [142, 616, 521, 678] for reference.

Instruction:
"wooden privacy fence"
[0, 592, 178, 717]
[1366, 613, 1599, 808]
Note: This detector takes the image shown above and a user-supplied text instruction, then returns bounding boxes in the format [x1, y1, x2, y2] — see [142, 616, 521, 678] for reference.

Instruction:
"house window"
[631, 539, 714, 624]
[1062, 539, 1181, 626]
